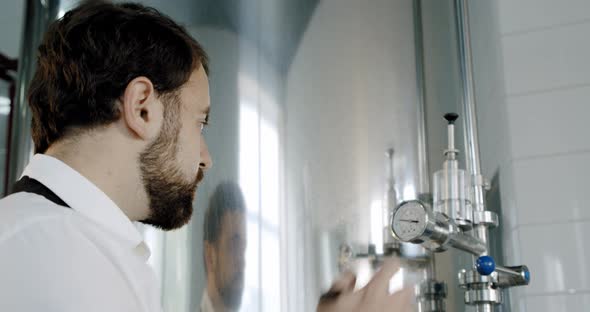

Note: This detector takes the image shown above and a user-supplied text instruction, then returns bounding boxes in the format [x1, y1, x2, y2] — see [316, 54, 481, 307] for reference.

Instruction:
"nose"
[199, 135, 213, 170]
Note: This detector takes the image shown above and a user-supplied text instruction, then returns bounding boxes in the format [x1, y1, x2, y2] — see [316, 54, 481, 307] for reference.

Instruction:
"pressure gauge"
[391, 200, 430, 242]
[391, 200, 488, 255]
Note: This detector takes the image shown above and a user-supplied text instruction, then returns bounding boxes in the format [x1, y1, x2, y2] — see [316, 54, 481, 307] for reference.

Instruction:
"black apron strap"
[9, 176, 70, 208]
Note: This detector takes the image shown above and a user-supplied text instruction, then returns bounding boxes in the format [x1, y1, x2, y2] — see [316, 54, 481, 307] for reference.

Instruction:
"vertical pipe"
[454, 1, 493, 311]
[455, 0, 481, 178]
[7, 0, 60, 187]
[413, 0, 430, 196]
[413, 0, 437, 281]
[454, 0, 489, 245]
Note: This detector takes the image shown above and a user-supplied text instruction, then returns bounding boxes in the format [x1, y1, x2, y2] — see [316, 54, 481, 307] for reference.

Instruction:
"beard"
[138, 97, 203, 231]
[217, 271, 245, 311]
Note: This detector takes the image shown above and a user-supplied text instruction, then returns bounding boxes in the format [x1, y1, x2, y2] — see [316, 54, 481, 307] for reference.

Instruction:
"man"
[0, 2, 211, 311]
[0, 1, 411, 311]
[201, 181, 247, 312]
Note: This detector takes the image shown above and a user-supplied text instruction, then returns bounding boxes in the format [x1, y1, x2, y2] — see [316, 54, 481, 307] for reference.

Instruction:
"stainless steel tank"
[9, 0, 459, 311]
[167, 0, 433, 310]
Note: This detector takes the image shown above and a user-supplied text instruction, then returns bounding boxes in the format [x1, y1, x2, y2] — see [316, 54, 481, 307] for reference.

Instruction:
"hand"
[316, 259, 414, 312]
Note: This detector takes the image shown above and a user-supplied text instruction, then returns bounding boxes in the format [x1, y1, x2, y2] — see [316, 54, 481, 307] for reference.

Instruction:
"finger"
[318, 271, 357, 305]
[388, 287, 415, 311]
[329, 271, 357, 293]
[317, 288, 360, 312]
[365, 258, 402, 291]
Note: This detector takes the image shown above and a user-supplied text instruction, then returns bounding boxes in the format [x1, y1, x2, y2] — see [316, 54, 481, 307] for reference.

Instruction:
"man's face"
[212, 211, 247, 311]
[139, 65, 212, 230]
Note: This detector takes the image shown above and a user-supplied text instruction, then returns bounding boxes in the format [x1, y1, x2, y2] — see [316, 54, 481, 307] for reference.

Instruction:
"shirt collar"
[201, 290, 215, 312]
[21, 154, 144, 250]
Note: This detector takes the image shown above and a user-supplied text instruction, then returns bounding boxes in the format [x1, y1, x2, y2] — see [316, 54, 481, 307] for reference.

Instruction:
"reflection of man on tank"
[201, 182, 247, 312]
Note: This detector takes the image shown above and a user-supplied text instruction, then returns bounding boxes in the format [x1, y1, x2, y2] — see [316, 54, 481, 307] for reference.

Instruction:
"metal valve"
[476, 255, 530, 287]
[432, 113, 473, 229]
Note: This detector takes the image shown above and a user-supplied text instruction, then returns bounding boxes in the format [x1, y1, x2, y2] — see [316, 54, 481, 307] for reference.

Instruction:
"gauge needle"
[400, 219, 419, 223]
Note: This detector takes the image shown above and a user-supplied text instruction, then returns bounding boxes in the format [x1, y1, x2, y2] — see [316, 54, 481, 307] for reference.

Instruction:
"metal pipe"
[447, 124, 455, 154]
[428, 253, 437, 280]
[383, 148, 400, 251]
[412, 0, 438, 282]
[413, 0, 430, 196]
[7, 0, 60, 186]
[475, 304, 493, 312]
[454, 0, 489, 244]
[447, 231, 487, 256]
[454, 1, 494, 311]
[455, 0, 481, 179]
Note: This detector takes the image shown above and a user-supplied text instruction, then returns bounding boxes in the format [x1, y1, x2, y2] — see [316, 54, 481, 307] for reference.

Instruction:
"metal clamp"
[416, 280, 447, 312]
[473, 211, 498, 228]
[458, 269, 503, 305]
[458, 269, 497, 287]
[464, 288, 502, 305]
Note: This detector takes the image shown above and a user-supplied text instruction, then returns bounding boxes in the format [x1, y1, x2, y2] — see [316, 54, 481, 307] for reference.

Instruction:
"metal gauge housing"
[391, 200, 429, 242]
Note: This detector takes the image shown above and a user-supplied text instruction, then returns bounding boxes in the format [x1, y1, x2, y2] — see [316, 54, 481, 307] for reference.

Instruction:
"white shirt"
[0, 154, 162, 312]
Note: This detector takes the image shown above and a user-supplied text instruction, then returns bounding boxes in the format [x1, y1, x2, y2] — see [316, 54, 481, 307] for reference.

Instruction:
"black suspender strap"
[9, 176, 70, 208]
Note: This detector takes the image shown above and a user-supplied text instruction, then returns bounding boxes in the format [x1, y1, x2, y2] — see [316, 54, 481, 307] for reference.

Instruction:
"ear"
[120, 76, 163, 140]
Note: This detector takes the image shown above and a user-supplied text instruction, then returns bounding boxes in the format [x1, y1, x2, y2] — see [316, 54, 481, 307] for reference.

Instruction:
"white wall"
[470, 0, 590, 310]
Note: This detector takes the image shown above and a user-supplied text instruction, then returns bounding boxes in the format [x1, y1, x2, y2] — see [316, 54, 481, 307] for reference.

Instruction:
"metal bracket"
[472, 174, 490, 191]
[472, 211, 499, 228]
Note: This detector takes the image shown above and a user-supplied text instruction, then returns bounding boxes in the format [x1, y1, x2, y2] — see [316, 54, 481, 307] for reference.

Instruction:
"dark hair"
[203, 181, 246, 245]
[27, 1, 208, 153]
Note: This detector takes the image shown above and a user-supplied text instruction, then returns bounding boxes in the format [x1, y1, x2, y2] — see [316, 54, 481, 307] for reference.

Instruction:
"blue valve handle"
[476, 256, 531, 282]
[524, 269, 531, 283]
[476, 256, 531, 287]
[476, 255, 496, 275]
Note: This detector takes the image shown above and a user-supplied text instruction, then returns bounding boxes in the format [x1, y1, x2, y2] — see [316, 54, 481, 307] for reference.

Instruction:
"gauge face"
[391, 201, 428, 242]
